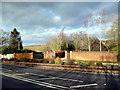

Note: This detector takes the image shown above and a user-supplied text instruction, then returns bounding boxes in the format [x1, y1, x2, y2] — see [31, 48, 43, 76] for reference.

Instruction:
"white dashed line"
[1, 68, 98, 89]
[70, 83, 98, 88]
[30, 73, 83, 82]
[37, 77, 55, 80]
[14, 74, 26, 76]
[2, 73, 69, 89]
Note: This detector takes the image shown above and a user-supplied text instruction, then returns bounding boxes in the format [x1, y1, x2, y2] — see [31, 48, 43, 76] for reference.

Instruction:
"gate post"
[46, 51, 48, 59]
[54, 51, 56, 58]
[70, 51, 72, 59]
[65, 51, 67, 59]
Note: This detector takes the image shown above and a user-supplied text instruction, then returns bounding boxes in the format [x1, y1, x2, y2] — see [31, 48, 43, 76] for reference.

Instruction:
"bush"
[20, 49, 36, 53]
[29, 59, 34, 62]
[2, 45, 38, 55]
[37, 59, 44, 63]
[76, 61, 82, 65]
[8, 58, 15, 61]
[66, 59, 75, 65]
[96, 61, 103, 66]
[60, 60, 65, 65]
[1, 58, 8, 61]
[113, 46, 120, 53]
[2, 46, 18, 55]
[55, 57, 61, 64]
[14, 59, 20, 62]
[118, 53, 120, 62]
[88, 61, 95, 66]
[29, 58, 38, 63]
[50, 60, 55, 64]
[43, 59, 49, 63]
[79, 62, 89, 67]
[19, 57, 30, 62]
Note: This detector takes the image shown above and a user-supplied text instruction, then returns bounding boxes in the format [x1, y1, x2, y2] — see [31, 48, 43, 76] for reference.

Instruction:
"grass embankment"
[75, 60, 119, 63]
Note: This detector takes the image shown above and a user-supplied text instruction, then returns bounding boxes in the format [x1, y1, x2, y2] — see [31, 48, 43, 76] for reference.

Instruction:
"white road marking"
[30, 73, 83, 82]
[70, 83, 98, 88]
[1, 69, 98, 89]
[14, 74, 26, 76]
[25, 72, 30, 74]
[2, 73, 69, 89]
[37, 77, 55, 80]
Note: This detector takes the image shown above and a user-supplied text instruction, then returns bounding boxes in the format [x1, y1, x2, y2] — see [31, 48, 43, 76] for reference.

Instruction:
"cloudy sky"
[1, 2, 118, 46]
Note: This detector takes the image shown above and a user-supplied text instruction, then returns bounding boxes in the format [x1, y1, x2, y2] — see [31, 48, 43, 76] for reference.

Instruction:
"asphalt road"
[1, 63, 120, 89]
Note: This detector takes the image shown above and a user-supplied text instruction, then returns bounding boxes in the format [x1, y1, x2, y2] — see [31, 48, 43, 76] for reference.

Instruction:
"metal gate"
[67, 53, 70, 59]
[33, 54, 43, 59]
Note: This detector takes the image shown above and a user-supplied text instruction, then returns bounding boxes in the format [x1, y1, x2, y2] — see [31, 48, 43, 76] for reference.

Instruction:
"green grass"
[75, 60, 119, 64]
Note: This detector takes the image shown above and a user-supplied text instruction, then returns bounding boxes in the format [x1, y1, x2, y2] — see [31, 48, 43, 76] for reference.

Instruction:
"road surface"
[1, 63, 120, 89]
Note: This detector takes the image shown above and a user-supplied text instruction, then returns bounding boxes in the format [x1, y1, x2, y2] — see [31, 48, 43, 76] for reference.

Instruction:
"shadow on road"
[104, 70, 119, 89]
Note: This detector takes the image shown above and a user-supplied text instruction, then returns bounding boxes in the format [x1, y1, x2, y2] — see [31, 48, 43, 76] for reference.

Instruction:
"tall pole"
[100, 33, 102, 51]
[88, 18, 91, 51]
[99, 16, 102, 52]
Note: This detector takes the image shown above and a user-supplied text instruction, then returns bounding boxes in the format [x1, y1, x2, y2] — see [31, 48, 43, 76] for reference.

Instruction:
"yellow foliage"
[55, 57, 61, 64]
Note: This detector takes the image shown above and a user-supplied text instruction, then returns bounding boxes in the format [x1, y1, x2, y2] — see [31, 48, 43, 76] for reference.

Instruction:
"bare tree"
[106, 17, 118, 49]
[71, 31, 88, 50]
[84, 13, 93, 51]
[47, 27, 67, 51]
[0, 29, 10, 45]
[95, 8, 107, 51]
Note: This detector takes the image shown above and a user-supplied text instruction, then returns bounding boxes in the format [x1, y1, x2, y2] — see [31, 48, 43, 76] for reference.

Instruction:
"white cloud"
[2, 2, 118, 46]
[54, 16, 61, 22]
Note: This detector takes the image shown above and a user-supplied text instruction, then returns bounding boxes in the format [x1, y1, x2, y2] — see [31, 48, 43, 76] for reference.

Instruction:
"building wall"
[0, 54, 14, 59]
[71, 51, 118, 62]
[14, 53, 33, 60]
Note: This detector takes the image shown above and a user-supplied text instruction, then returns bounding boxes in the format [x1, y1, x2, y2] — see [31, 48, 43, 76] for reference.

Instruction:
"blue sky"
[1, 2, 118, 46]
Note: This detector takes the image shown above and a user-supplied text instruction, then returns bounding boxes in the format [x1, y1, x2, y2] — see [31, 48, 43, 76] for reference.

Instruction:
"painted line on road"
[1, 68, 12, 72]
[37, 77, 56, 80]
[14, 74, 27, 76]
[70, 83, 98, 88]
[29, 73, 83, 82]
[2, 73, 69, 89]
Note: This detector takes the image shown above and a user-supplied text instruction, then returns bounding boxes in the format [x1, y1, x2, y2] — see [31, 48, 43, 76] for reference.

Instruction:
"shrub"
[96, 61, 103, 66]
[118, 53, 120, 62]
[79, 62, 89, 67]
[1, 58, 8, 61]
[14, 59, 20, 62]
[113, 46, 120, 53]
[76, 61, 82, 65]
[29, 59, 34, 62]
[88, 61, 95, 66]
[29, 58, 38, 63]
[19, 57, 30, 62]
[37, 59, 44, 63]
[60, 60, 65, 65]
[48, 58, 55, 64]
[20, 49, 36, 53]
[2, 46, 18, 55]
[66, 59, 75, 65]
[50, 60, 55, 64]
[43, 59, 49, 63]
[8, 58, 15, 61]
[55, 57, 61, 64]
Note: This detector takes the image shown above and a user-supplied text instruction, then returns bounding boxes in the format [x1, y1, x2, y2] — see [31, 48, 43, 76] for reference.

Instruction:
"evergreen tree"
[10, 28, 23, 50]
[19, 41, 23, 49]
